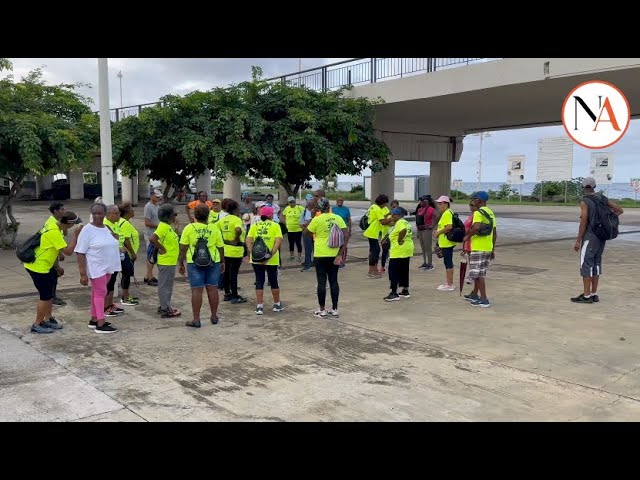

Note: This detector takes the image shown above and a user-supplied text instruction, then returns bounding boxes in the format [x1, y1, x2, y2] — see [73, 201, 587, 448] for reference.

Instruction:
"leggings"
[106, 272, 118, 293]
[90, 274, 110, 320]
[287, 231, 303, 254]
[224, 257, 243, 298]
[368, 238, 380, 266]
[416, 228, 433, 265]
[121, 254, 134, 290]
[315, 257, 340, 310]
[389, 257, 410, 293]
[381, 242, 389, 269]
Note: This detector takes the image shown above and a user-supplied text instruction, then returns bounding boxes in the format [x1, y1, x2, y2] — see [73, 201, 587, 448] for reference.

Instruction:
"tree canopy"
[113, 66, 391, 198]
[0, 65, 99, 245]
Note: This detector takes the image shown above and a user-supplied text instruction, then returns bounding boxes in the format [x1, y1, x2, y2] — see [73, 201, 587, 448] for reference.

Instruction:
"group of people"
[22, 176, 622, 334]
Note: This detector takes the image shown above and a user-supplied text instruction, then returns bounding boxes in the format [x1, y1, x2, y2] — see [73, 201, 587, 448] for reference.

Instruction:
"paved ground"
[1, 199, 639, 421]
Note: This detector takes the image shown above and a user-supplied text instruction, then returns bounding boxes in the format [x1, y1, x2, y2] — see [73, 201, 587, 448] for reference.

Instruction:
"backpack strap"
[477, 208, 493, 227]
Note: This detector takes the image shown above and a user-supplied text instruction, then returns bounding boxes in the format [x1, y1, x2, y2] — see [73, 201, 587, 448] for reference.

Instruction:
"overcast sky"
[5, 58, 639, 185]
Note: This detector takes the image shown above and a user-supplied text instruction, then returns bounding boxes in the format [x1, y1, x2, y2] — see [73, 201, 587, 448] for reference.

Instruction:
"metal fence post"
[321, 67, 327, 92]
[370, 58, 377, 83]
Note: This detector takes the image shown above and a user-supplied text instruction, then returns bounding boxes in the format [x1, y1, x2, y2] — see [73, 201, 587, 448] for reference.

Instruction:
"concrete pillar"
[223, 175, 242, 201]
[69, 170, 85, 200]
[428, 162, 452, 198]
[132, 173, 139, 206]
[138, 169, 150, 200]
[121, 175, 133, 204]
[370, 158, 395, 202]
[196, 169, 212, 196]
[35, 175, 54, 197]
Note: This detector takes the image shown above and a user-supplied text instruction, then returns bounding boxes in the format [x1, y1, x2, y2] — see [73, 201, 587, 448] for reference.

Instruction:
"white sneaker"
[437, 284, 456, 291]
[329, 309, 339, 318]
[313, 310, 328, 318]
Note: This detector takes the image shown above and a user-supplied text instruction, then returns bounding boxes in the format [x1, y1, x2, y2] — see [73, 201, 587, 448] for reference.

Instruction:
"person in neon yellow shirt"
[46, 201, 72, 306]
[25, 211, 83, 334]
[384, 207, 414, 302]
[433, 195, 460, 291]
[208, 198, 222, 224]
[306, 197, 347, 318]
[363, 194, 393, 278]
[282, 196, 304, 262]
[149, 204, 181, 318]
[104, 204, 137, 314]
[178, 203, 225, 328]
[216, 200, 246, 304]
[117, 203, 140, 306]
[462, 191, 497, 308]
[246, 205, 284, 316]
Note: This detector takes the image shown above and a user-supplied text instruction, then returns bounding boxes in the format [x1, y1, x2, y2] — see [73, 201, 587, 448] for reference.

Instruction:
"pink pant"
[90, 274, 110, 320]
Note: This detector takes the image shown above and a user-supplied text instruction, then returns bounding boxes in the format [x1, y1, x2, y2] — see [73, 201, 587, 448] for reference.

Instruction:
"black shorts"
[580, 234, 606, 278]
[27, 268, 57, 301]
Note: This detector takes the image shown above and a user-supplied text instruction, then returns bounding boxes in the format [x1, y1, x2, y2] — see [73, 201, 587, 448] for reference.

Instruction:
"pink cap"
[435, 195, 451, 203]
[260, 205, 275, 218]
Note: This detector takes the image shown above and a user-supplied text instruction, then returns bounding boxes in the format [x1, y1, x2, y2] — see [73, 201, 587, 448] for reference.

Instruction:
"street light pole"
[476, 132, 491, 192]
[117, 70, 123, 107]
[98, 58, 115, 205]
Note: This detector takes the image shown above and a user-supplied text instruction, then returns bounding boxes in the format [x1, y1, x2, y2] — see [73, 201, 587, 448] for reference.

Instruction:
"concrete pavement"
[1, 199, 639, 421]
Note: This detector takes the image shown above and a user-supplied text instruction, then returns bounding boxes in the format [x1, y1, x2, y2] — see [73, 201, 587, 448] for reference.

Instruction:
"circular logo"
[561, 80, 630, 149]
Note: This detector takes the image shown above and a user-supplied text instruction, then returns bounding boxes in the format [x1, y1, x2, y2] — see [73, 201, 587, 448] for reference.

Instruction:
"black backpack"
[476, 208, 494, 236]
[252, 236, 270, 262]
[585, 195, 619, 241]
[446, 213, 465, 243]
[192, 228, 213, 267]
[16, 228, 50, 263]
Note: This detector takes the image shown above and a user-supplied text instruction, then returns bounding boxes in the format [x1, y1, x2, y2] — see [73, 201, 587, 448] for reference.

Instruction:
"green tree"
[222, 67, 392, 198]
[493, 183, 518, 200]
[0, 58, 12, 72]
[532, 178, 584, 199]
[0, 67, 99, 246]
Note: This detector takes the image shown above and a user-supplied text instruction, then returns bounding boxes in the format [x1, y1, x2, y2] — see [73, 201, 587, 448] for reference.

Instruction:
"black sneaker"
[399, 290, 411, 298]
[384, 293, 400, 302]
[52, 297, 66, 306]
[185, 320, 201, 328]
[230, 297, 247, 304]
[592, 295, 600, 303]
[273, 303, 285, 312]
[31, 324, 54, 334]
[223, 294, 233, 302]
[42, 319, 63, 330]
[464, 293, 480, 302]
[88, 320, 112, 329]
[95, 324, 118, 334]
[418, 263, 428, 269]
[571, 293, 594, 304]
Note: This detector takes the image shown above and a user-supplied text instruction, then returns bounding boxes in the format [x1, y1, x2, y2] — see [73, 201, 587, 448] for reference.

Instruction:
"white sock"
[257, 303, 264, 308]
[592, 292, 597, 296]
[584, 294, 591, 298]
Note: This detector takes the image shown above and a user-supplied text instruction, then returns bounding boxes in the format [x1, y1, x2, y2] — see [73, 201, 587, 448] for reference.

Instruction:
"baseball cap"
[471, 191, 489, 201]
[212, 198, 221, 204]
[260, 205, 275, 218]
[152, 189, 163, 198]
[582, 177, 596, 188]
[435, 195, 451, 203]
[390, 207, 405, 216]
[287, 196, 296, 202]
[419, 195, 431, 201]
[305, 193, 313, 201]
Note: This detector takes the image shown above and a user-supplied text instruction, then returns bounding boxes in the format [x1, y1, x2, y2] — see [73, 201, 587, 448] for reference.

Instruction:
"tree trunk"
[0, 178, 22, 249]
[281, 183, 294, 198]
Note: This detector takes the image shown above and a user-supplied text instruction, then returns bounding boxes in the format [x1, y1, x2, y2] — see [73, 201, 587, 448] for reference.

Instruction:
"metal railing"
[105, 58, 501, 121]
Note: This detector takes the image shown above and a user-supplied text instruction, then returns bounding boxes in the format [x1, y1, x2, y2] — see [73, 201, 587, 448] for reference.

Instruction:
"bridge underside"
[371, 66, 640, 137]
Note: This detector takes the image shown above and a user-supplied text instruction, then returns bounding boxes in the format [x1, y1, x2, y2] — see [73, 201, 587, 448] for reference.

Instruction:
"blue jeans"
[187, 262, 221, 289]
[303, 234, 314, 268]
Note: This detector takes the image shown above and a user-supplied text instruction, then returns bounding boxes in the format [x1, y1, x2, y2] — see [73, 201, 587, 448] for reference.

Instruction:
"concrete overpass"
[88, 57, 640, 204]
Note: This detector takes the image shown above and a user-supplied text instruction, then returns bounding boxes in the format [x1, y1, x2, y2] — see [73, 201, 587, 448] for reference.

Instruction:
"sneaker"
[31, 323, 54, 334]
[95, 324, 118, 334]
[296, 256, 302, 263]
[368, 272, 382, 279]
[418, 262, 428, 269]
[471, 298, 491, 308]
[160, 308, 181, 318]
[185, 320, 201, 328]
[52, 296, 67, 306]
[42, 319, 63, 330]
[106, 304, 124, 314]
[437, 284, 456, 291]
[592, 295, 600, 303]
[223, 294, 233, 302]
[121, 296, 139, 306]
[571, 293, 594, 304]
[313, 309, 328, 318]
[210, 315, 219, 325]
[399, 290, 411, 298]
[145, 277, 158, 286]
[328, 309, 340, 318]
[105, 306, 122, 317]
[88, 320, 112, 329]
[301, 267, 312, 272]
[384, 293, 400, 302]
[230, 297, 247, 304]
[464, 293, 480, 302]
[46, 317, 62, 326]
[273, 303, 285, 312]
[424, 264, 435, 271]
[255, 306, 264, 315]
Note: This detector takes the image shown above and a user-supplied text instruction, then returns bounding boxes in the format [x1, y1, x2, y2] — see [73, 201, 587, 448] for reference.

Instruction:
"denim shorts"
[187, 262, 221, 288]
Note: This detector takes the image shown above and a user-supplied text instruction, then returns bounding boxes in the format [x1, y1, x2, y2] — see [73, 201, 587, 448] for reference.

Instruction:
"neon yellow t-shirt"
[282, 205, 304, 233]
[154, 221, 180, 266]
[307, 213, 346, 258]
[179, 222, 224, 264]
[24, 226, 67, 274]
[118, 219, 140, 255]
[247, 220, 282, 266]
[389, 218, 414, 259]
[208, 211, 220, 225]
[103, 219, 124, 250]
[216, 214, 245, 258]
[437, 209, 458, 248]
[363, 204, 390, 239]
[470, 207, 496, 252]
[44, 215, 59, 232]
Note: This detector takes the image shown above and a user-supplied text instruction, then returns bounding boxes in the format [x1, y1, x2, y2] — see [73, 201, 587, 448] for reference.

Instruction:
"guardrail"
[105, 58, 500, 121]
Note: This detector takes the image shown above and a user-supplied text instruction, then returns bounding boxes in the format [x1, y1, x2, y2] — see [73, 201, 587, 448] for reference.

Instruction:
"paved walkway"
[1, 200, 639, 421]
